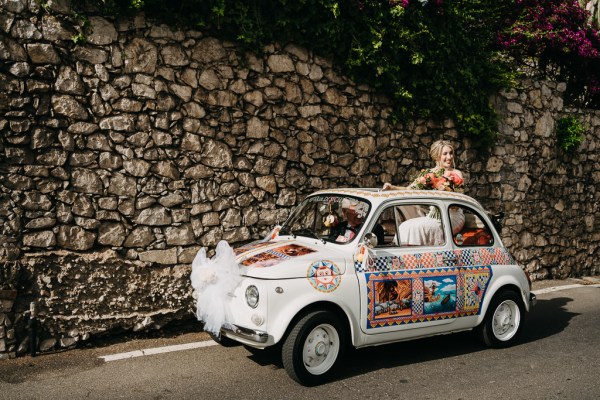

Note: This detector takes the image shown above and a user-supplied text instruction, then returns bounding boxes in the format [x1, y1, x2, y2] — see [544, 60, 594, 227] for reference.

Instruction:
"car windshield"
[279, 194, 371, 244]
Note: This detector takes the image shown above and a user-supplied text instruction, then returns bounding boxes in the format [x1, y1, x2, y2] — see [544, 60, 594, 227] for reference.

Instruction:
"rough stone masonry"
[0, 0, 599, 358]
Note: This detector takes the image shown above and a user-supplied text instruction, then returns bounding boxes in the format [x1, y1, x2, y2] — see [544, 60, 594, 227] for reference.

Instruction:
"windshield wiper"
[291, 228, 319, 239]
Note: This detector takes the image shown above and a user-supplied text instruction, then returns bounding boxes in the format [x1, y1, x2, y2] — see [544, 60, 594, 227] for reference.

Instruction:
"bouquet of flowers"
[409, 168, 464, 193]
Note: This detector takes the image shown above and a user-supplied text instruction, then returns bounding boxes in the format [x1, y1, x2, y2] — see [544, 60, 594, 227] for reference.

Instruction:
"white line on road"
[532, 283, 600, 295]
[100, 340, 218, 362]
[99, 283, 599, 362]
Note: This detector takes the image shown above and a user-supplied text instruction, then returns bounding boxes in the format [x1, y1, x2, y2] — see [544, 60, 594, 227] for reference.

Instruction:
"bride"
[383, 140, 466, 246]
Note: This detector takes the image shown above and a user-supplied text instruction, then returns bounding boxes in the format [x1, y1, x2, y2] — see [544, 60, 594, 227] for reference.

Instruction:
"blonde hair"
[430, 140, 456, 167]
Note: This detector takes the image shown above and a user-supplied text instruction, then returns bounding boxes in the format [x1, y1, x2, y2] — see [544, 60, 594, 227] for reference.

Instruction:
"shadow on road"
[244, 296, 579, 382]
[519, 296, 579, 343]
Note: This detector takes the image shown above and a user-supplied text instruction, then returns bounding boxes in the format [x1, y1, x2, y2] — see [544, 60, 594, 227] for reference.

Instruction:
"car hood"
[234, 237, 349, 279]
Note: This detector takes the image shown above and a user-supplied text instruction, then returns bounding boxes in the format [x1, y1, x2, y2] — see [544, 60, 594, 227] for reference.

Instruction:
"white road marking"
[99, 283, 599, 362]
[532, 283, 600, 295]
[100, 340, 218, 362]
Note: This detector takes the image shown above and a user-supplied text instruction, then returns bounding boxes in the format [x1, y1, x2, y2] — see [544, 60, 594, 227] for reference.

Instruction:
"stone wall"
[485, 83, 600, 280]
[1, 1, 599, 358]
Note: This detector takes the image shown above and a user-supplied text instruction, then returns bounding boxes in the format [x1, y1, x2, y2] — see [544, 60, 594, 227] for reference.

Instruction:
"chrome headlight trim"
[245, 285, 259, 308]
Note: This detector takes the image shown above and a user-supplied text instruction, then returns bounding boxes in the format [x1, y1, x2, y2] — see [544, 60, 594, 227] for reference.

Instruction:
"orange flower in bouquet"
[430, 175, 448, 191]
[445, 170, 464, 192]
[410, 168, 464, 193]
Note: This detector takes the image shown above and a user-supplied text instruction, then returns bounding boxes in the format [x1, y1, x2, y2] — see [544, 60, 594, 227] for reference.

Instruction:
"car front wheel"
[282, 310, 346, 386]
[478, 290, 524, 348]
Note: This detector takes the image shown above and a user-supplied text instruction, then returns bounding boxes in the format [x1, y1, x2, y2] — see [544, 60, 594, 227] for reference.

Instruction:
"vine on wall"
[70, 0, 517, 147]
[70, 0, 600, 148]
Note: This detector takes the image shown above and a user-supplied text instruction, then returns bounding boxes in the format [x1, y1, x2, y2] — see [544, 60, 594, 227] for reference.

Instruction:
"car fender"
[476, 264, 531, 326]
[265, 275, 361, 345]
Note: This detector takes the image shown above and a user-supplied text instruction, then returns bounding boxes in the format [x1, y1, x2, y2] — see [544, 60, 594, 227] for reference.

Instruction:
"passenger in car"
[382, 140, 466, 246]
[329, 198, 385, 244]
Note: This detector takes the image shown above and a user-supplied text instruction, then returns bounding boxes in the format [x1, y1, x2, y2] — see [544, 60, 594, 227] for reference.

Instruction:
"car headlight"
[245, 285, 259, 308]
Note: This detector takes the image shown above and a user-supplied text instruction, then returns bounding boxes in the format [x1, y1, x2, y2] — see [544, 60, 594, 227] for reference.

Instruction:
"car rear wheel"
[478, 290, 524, 348]
[282, 310, 346, 386]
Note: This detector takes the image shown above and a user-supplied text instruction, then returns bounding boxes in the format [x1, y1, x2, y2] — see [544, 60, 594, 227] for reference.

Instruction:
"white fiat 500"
[207, 189, 535, 385]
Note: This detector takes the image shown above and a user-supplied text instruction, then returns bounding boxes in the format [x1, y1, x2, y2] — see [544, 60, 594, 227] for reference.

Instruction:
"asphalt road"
[1, 280, 599, 400]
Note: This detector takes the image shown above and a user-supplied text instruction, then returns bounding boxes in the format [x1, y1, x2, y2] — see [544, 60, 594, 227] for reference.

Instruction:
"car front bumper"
[221, 323, 269, 345]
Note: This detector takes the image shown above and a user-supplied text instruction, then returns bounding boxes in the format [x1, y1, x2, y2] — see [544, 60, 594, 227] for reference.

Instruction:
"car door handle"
[443, 254, 456, 262]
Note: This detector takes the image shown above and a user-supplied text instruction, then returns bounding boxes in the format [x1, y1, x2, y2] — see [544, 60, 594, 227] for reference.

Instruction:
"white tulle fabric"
[449, 207, 465, 235]
[398, 208, 464, 246]
[190, 240, 245, 335]
[398, 216, 444, 246]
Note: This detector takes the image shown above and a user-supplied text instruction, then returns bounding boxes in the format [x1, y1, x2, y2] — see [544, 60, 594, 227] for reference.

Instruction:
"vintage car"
[205, 188, 536, 385]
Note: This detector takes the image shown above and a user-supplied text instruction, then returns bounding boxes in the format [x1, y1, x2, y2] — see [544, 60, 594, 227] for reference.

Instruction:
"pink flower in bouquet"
[438, 181, 452, 191]
[410, 168, 463, 192]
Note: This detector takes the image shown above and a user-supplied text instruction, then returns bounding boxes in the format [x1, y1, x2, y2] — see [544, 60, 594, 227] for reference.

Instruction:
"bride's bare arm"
[382, 182, 405, 191]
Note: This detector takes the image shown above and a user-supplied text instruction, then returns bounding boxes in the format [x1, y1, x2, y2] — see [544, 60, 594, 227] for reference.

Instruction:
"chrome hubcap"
[492, 300, 520, 341]
[314, 341, 327, 357]
[302, 324, 339, 375]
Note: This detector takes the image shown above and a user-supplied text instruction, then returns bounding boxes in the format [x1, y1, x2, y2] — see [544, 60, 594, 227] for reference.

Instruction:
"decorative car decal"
[234, 240, 285, 256]
[237, 243, 317, 268]
[240, 251, 283, 268]
[307, 260, 342, 293]
[234, 241, 273, 255]
[354, 247, 514, 272]
[365, 266, 492, 329]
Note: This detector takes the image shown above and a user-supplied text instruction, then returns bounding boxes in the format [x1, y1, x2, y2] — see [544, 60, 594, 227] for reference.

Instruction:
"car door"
[357, 199, 461, 336]
[446, 203, 499, 319]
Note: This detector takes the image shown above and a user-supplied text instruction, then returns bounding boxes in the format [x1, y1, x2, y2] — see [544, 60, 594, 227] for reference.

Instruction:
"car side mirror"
[362, 232, 378, 249]
[489, 212, 504, 231]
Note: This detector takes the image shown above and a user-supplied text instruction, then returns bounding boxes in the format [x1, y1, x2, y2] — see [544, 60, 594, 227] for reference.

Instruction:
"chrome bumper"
[221, 323, 269, 344]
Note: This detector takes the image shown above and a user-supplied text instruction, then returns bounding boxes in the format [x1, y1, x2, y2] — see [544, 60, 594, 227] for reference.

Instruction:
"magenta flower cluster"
[388, 0, 444, 8]
[499, 0, 600, 94]
[499, 0, 600, 57]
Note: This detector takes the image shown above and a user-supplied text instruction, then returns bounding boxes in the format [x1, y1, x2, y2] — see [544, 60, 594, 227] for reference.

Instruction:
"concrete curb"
[531, 276, 600, 291]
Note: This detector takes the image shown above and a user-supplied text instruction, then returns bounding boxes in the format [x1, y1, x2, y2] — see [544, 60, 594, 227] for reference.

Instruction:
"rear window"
[450, 205, 494, 247]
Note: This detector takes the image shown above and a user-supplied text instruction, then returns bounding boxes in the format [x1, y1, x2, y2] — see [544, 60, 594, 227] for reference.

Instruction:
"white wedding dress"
[398, 207, 464, 246]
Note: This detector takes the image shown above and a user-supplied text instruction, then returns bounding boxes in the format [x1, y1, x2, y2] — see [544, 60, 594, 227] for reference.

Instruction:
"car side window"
[372, 206, 398, 247]
[374, 204, 445, 247]
[451, 205, 494, 247]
